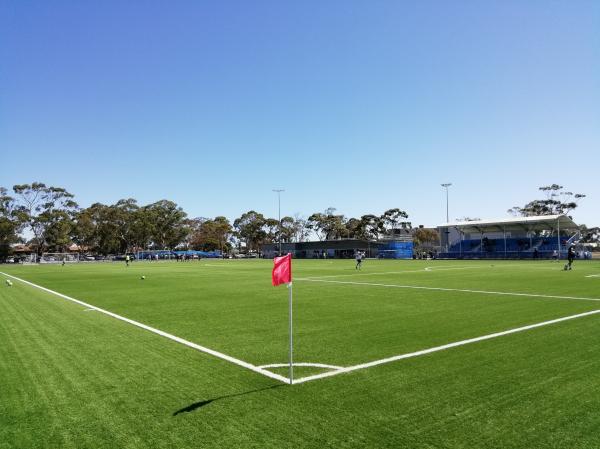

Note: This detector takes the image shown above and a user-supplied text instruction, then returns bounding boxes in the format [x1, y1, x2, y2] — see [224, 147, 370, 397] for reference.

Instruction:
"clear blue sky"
[1, 1, 598, 226]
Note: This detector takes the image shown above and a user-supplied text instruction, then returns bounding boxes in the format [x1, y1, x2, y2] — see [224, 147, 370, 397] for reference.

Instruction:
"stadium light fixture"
[441, 183, 452, 223]
[273, 189, 285, 255]
[441, 183, 452, 253]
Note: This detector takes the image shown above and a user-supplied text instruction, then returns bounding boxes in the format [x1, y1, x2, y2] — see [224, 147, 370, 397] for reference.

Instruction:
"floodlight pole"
[557, 217, 561, 259]
[441, 183, 452, 223]
[273, 189, 285, 256]
[441, 183, 452, 252]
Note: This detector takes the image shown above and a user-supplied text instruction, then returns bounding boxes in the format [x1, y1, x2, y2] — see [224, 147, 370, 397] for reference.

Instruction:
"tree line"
[0, 182, 420, 258]
[2, 182, 595, 259]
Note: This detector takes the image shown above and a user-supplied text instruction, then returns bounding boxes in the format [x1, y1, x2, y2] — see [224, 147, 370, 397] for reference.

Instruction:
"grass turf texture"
[1, 259, 600, 448]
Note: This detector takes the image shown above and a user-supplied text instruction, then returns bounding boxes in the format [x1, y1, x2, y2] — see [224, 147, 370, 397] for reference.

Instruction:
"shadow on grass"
[173, 384, 285, 416]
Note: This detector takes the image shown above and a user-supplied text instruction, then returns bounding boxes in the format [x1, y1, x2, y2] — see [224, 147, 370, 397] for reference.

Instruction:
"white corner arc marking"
[258, 362, 344, 370]
[1, 272, 289, 384]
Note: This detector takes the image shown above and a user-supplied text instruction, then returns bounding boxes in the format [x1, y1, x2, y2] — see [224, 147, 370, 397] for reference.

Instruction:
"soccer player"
[125, 254, 130, 267]
[355, 250, 363, 270]
[566, 246, 575, 270]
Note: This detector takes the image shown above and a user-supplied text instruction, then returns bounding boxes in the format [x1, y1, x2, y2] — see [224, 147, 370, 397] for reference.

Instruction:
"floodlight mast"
[273, 189, 285, 256]
[441, 183, 452, 223]
[441, 183, 452, 253]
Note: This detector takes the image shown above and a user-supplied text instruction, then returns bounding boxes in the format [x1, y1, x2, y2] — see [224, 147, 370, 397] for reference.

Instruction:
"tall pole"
[273, 189, 285, 256]
[288, 282, 293, 384]
[441, 183, 452, 252]
[441, 183, 452, 222]
[557, 217, 561, 259]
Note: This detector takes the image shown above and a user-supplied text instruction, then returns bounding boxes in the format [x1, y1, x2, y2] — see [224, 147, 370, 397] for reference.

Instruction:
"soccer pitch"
[2, 259, 600, 448]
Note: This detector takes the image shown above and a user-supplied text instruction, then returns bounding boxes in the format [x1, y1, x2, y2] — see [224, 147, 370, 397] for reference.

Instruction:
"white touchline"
[0, 272, 289, 384]
[586, 275, 600, 278]
[292, 309, 600, 384]
[295, 278, 600, 302]
[300, 264, 571, 281]
[300, 266, 478, 280]
[299, 263, 547, 280]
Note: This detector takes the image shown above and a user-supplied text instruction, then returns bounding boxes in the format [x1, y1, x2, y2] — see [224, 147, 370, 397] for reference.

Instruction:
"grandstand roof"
[438, 215, 579, 233]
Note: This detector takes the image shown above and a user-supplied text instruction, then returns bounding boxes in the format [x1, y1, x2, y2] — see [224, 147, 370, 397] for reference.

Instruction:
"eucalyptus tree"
[307, 208, 346, 240]
[413, 227, 440, 247]
[0, 187, 22, 258]
[291, 214, 310, 242]
[72, 203, 121, 254]
[508, 184, 585, 217]
[264, 218, 280, 244]
[111, 199, 140, 252]
[190, 216, 233, 252]
[12, 183, 78, 254]
[381, 208, 411, 235]
[233, 210, 267, 253]
[344, 217, 362, 239]
[360, 214, 383, 240]
[279, 216, 297, 243]
[144, 200, 189, 249]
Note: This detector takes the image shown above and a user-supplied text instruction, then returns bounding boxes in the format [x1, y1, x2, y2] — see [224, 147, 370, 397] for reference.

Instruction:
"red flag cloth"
[272, 253, 292, 286]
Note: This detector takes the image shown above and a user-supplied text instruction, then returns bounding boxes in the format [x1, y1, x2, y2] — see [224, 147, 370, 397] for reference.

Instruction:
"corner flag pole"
[288, 281, 293, 384]
[272, 253, 293, 385]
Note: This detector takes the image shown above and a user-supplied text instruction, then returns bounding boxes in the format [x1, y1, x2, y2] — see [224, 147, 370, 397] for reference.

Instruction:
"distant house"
[11, 243, 34, 254]
[68, 243, 85, 253]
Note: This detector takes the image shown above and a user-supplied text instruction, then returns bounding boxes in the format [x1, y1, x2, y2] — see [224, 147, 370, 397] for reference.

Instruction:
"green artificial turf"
[1, 259, 600, 448]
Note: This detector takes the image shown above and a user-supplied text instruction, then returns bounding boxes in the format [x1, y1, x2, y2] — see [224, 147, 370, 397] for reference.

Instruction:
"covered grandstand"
[261, 238, 413, 259]
[438, 215, 580, 259]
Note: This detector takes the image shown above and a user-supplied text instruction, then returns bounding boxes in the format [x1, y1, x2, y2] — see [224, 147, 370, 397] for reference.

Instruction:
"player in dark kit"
[566, 246, 575, 270]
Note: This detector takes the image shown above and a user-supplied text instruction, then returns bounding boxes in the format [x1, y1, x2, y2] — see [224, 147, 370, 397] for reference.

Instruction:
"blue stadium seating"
[440, 237, 568, 259]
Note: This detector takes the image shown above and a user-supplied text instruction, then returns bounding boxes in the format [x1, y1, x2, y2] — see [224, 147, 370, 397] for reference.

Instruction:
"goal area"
[40, 253, 80, 263]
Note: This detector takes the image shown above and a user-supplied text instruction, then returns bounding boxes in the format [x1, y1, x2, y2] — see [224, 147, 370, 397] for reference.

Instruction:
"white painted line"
[424, 266, 472, 272]
[300, 264, 567, 281]
[301, 266, 475, 280]
[586, 275, 600, 278]
[295, 278, 600, 302]
[258, 362, 344, 370]
[293, 309, 600, 384]
[83, 308, 96, 312]
[1, 272, 289, 384]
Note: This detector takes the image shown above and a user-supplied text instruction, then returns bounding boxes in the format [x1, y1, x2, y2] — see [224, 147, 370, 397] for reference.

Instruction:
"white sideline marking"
[301, 264, 567, 281]
[295, 278, 600, 302]
[586, 275, 600, 278]
[293, 309, 600, 384]
[0, 272, 289, 384]
[302, 266, 476, 280]
[423, 266, 472, 272]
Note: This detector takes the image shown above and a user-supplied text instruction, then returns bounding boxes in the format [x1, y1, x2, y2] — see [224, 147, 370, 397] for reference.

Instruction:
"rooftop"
[438, 215, 579, 233]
